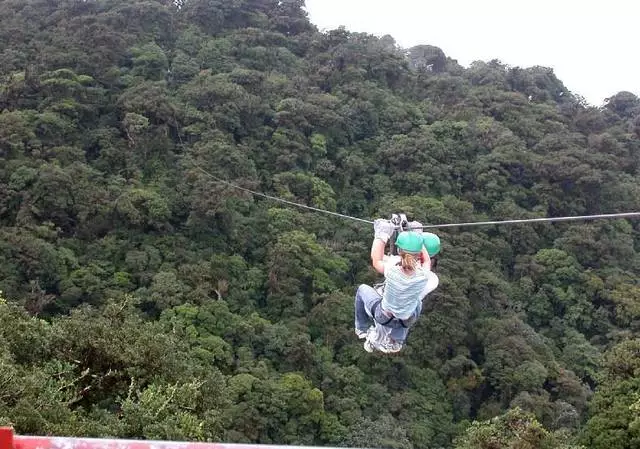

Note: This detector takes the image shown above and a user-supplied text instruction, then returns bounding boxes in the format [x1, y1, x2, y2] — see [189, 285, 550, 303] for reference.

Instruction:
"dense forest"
[1, 0, 640, 448]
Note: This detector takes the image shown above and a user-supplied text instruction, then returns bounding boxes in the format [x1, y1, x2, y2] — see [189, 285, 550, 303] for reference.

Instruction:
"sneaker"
[378, 340, 403, 354]
[363, 339, 374, 353]
[355, 329, 368, 339]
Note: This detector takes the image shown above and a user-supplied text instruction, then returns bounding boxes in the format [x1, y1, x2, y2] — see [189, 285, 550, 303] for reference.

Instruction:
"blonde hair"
[400, 251, 419, 271]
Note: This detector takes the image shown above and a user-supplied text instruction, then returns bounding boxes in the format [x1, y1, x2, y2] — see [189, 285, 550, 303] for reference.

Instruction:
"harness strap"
[371, 302, 394, 325]
[370, 301, 411, 327]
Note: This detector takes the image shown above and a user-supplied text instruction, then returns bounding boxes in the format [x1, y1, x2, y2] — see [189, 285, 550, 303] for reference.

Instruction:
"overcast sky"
[304, 0, 637, 106]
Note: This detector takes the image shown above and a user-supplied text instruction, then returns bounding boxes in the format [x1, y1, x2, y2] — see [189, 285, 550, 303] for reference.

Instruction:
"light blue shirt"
[381, 256, 436, 320]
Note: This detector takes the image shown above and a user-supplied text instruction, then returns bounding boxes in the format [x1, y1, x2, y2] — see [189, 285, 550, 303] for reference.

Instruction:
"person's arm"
[421, 247, 431, 271]
[371, 238, 386, 274]
[420, 271, 440, 299]
[371, 219, 394, 274]
[407, 220, 431, 271]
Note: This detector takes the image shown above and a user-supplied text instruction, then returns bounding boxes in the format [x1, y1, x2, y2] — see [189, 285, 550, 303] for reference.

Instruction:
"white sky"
[304, 0, 638, 106]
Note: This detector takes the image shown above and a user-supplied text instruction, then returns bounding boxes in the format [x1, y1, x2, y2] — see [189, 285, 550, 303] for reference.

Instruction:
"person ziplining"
[354, 217, 441, 354]
[190, 161, 640, 354]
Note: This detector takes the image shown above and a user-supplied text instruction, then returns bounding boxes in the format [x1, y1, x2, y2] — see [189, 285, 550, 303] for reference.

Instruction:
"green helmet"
[395, 231, 424, 254]
[422, 232, 441, 256]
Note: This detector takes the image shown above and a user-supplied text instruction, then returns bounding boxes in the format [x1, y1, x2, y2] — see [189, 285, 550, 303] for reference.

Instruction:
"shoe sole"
[363, 340, 403, 354]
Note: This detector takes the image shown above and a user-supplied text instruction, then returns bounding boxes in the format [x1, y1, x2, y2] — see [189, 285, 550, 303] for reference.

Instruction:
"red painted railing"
[0, 429, 353, 449]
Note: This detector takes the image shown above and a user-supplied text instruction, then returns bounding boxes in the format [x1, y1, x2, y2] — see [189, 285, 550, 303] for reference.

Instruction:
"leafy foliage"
[1, 1, 640, 448]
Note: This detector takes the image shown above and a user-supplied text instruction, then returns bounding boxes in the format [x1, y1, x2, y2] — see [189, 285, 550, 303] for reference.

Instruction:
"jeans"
[354, 284, 422, 344]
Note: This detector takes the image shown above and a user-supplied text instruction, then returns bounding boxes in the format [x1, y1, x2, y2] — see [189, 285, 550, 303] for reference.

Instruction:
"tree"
[581, 339, 640, 449]
[455, 407, 584, 449]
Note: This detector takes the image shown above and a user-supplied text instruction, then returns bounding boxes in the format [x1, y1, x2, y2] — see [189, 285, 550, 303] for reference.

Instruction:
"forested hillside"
[1, 1, 640, 448]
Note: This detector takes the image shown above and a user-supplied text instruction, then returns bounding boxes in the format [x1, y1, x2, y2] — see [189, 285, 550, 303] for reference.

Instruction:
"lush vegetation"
[1, 0, 640, 447]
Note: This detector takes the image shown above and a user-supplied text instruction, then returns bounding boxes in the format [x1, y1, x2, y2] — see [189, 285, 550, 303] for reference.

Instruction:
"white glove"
[374, 219, 395, 243]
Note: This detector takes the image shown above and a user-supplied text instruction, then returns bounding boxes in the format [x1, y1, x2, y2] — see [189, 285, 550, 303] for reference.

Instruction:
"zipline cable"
[410, 212, 640, 229]
[189, 163, 374, 225]
[189, 161, 640, 230]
